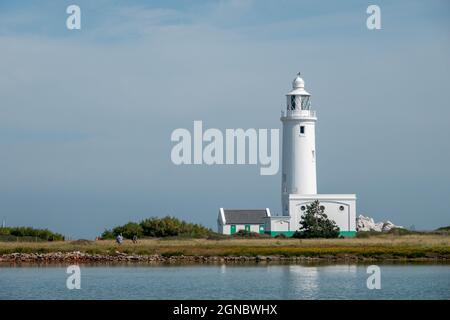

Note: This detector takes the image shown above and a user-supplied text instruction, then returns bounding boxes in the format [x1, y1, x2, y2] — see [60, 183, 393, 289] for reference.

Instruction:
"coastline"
[1, 251, 450, 264]
[1, 235, 449, 263]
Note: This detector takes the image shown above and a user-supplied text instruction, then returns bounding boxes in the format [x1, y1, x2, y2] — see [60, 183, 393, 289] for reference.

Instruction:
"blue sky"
[0, 0, 449, 238]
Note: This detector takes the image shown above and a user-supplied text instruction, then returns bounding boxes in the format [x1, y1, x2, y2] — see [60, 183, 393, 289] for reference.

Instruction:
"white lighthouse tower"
[268, 72, 357, 237]
[281, 73, 317, 215]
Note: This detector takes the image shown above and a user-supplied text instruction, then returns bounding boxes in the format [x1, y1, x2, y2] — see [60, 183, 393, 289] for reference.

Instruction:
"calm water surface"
[0, 263, 449, 299]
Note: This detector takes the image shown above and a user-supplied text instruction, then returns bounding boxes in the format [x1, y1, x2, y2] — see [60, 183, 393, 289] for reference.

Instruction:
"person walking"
[116, 233, 123, 245]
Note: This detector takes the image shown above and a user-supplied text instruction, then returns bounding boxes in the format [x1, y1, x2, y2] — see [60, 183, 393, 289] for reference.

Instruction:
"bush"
[112, 222, 143, 239]
[0, 227, 64, 241]
[292, 200, 340, 239]
[140, 216, 212, 238]
[435, 226, 450, 233]
[232, 230, 268, 238]
[100, 229, 115, 239]
[102, 216, 214, 239]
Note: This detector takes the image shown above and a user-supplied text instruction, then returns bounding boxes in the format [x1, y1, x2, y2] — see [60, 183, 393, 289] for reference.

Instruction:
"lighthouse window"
[300, 126, 305, 135]
[301, 96, 310, 110]
[290, 96, 296, 110]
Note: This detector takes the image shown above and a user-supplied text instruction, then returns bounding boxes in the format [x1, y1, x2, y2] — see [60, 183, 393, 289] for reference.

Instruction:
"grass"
[1, 234, 450, 259]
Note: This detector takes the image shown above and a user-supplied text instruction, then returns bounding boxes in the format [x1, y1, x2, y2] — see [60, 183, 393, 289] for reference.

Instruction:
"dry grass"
[1, 234, 449, 259]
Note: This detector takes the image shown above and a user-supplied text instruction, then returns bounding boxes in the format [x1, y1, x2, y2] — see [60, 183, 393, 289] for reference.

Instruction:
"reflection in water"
[287, 265, 319, 299]
[284, 265, 358, 299]
[324, 265, 357, 274]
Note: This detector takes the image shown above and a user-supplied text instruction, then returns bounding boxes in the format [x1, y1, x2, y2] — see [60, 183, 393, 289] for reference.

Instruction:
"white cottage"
[218, 209, 270, 235]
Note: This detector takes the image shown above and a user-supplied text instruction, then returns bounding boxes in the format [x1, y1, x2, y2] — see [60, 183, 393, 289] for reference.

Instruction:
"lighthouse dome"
[287, 72, 310, 96]
[292, 73, 305, 89]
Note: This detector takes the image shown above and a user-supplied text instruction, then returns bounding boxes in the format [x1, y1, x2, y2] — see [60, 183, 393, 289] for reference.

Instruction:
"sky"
[0, 0, 449, 238]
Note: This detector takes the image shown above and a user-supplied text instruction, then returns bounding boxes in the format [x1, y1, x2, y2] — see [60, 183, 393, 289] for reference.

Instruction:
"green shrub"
[113, 222, 143, 239]
[292, 200, 340, 239]
[101, 229, 115, 239]
[0, 227, 64, 241]
[102, 216, 213, 239]
[140, 216, 212, 238]
[232, 230, 268, 238]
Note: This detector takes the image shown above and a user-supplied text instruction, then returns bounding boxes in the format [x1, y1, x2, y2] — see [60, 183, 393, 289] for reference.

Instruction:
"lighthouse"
[218, 72, 358, 237]
[281, 73, 317, 215]
[274, 72, 357, 237]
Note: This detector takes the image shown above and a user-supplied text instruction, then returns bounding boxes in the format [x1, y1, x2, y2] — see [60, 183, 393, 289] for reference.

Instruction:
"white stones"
[356, 215, 403, 232]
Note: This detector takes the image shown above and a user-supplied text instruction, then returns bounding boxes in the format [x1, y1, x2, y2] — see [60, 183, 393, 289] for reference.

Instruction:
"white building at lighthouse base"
[219, 195, 356, 237]
[266, 194, 356, 237]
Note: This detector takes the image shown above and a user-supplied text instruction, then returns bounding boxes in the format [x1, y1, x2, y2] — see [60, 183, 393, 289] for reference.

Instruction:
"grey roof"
[223, 209, 267, 224]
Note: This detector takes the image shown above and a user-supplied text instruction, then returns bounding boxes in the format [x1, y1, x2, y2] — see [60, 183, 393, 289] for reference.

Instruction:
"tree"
[292, 200, 340, 238]
[107, 222, 143, 239]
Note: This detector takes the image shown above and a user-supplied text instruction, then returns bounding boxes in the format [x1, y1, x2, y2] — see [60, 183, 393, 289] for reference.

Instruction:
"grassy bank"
[1, 234, 449, 260]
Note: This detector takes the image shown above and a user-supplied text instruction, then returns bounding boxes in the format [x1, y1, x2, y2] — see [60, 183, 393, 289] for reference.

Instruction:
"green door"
[259, 224, 265, 234]
[245, 225, 250, 232]
[230, 225, 236, 234]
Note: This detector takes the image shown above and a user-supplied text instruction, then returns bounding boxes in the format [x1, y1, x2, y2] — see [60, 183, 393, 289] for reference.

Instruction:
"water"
[0, 263, 449, 300]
